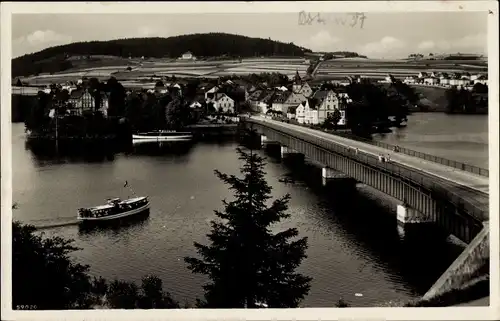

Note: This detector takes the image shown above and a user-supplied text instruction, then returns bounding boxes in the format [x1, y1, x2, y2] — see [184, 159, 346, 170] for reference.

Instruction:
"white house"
[257, 92, 275, 115]
[423, 77, 439, 85]
[205, 86, 219, 100]
[213, 93, 235, 114]
[295, 102, 306, 124]
[439, 76, 450, 86]
[470, 74, 483, 81]
[180, 51, 195, 60]
[304, 101, 319, 125]
[295, 99, 319, 125]
[418, 72, 429, 79]
[403, 76, 417, 84]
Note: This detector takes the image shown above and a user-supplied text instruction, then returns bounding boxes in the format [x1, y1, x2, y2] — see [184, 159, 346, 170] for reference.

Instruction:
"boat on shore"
[77, 196, 150, 223]
[132, 130, 193, 142]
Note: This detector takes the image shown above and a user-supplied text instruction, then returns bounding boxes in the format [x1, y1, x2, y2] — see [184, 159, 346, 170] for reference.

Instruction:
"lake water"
[11, 112, 481, 307]
[372, 112, 489, 169]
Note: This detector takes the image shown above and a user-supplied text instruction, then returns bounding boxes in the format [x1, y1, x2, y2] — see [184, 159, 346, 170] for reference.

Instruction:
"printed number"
[16, 305, 38, 310]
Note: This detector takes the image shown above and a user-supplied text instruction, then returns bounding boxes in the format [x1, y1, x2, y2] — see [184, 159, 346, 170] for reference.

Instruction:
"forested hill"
[12, 32, 312, 78]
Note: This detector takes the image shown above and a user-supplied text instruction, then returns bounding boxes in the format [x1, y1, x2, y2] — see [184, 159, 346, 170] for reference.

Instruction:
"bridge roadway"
[250, 116, 489, 221]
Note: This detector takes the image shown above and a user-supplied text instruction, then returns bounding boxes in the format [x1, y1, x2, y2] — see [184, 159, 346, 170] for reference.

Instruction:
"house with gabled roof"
[418, 72, 429, 79]
[213, 93, 235, 114]
[205, 85, 219, 100]
[292, 81, 313, 98]
[312, 90, 340, 124]
[271, 90, 308, 114]
[257, 92, 275, 114]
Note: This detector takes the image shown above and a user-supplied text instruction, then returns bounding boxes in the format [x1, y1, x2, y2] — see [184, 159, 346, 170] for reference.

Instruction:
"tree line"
[445, 83, 488, 114]
[12, 33, 312, 78]
[12, 128, 343, 309]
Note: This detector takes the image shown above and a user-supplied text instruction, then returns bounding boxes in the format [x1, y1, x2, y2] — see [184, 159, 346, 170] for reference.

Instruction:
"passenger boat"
[77, 196, 150, 222]
[132, 130, 193, 142]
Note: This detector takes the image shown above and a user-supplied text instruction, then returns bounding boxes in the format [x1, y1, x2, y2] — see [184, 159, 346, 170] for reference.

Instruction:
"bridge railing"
[268, 117, 488, 177]
[328, 130, 489, 178]
[244, 117, 488, 222]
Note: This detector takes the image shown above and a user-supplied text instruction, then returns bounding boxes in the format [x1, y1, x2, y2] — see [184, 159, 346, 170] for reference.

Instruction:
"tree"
[12, 221, 93, 309]
[184, 134, 312, 308]
[322, 109, 342, 130]
[12, 220, 181, 309]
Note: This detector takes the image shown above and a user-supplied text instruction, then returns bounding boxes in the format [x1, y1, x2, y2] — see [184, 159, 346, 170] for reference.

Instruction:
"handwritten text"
[298, 12, 366, 29]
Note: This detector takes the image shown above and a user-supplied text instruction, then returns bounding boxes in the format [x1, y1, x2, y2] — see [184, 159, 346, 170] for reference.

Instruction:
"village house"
[470, 74, 483, 81]
[295, 101, 306, 124]
[248, 90, 266, 109]
[295, 99, 319, 125]
[67, 89, 109, 117]
[205, 86, 219, 100]
[423, 77, 439, 85]
[258, 92, 275, 114]
[179, 51, 196, 60]
[304, 99, 319, 125]
[439, 75, 450, 86]
[292, 82, 313, 98]
[213, 93, 235, 114]
[271, 91, 306, 114]
[449, 73, 470, 87]
[418, 72, 429, 79]
[403, 76, 418, 84]
[312, 90, 340, 124]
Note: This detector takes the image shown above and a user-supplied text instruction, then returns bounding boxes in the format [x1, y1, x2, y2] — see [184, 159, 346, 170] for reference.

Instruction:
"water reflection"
[127, 141, 195, 156]
[262, 148, 465, 295]
[24, 140, 118, 164]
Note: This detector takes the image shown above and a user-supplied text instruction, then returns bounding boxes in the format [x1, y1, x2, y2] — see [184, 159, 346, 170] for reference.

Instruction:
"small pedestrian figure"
[355, 148, 359, 155]
[386, 154, 391, 162]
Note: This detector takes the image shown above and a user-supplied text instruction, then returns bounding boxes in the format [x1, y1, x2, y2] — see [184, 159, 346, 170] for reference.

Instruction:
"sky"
[11, 12, 488, 59]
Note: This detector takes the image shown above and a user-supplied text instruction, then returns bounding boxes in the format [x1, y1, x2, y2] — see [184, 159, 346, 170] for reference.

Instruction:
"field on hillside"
[17, 56, 488, 86]
[18, 57, 310, 85]
[316, 59, 488, 80]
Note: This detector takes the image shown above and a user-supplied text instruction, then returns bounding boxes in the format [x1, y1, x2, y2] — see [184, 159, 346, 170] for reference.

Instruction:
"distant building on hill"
[179, 51, 196, 60]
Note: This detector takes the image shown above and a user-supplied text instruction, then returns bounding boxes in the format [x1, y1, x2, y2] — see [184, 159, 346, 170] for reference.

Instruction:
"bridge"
[241, 116, 489, 245]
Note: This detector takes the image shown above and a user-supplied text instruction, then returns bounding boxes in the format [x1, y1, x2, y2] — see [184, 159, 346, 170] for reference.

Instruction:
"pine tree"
[184, 133, 312, 308]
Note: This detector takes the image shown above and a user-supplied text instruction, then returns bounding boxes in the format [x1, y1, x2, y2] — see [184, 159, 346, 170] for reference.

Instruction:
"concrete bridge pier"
[280, 146, 305, 166]
[261, 137, 281, 157]
[321, 167, 357, 191]
[396, 201, 438, 239]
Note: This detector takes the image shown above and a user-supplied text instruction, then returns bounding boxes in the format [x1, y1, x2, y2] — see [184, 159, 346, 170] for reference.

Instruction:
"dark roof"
[307, 98, 318, 110]
[248, 90, 263, 100]
[261, 92, 275, 104]
[312, 90, 329, 101]
[273, 91, 292, 103]
[69, 89, 84, 99]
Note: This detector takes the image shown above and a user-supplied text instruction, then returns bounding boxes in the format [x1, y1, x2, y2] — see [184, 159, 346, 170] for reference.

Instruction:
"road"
[251, 116, 489, 217]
